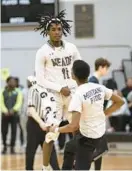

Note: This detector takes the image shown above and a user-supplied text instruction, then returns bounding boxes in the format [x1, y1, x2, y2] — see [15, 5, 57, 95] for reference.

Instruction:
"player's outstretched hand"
[60, 87, 71, 96]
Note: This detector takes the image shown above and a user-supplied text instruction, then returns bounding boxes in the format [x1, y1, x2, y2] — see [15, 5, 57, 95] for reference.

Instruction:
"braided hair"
[35, 10, 72, 37]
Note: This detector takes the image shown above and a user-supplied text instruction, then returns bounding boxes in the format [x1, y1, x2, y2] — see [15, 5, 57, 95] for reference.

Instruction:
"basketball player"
[60, 58, 111, 170]
[35, 10, 81, 170]
[50, 60, 124, 170]
[26, 76, 60, 170]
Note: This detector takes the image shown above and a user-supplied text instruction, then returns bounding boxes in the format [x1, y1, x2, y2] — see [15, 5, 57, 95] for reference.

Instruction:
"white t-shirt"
[35, 40, 81, 92]
[68, 83, 113, 139]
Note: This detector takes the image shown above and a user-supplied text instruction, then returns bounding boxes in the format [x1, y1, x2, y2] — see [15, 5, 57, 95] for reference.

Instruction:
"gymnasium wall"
[1, 0, 132, 87]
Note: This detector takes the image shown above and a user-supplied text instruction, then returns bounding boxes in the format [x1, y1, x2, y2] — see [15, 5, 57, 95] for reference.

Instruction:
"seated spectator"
[127, 91, 132, 131]
[121, 77, 132, 98]
[107, 90, 130, 132]
[127, 91, 132, 111]
[121, 77, 132, 131]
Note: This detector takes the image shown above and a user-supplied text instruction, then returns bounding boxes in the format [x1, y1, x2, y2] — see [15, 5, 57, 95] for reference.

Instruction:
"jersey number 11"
[62, 68, 70, 79]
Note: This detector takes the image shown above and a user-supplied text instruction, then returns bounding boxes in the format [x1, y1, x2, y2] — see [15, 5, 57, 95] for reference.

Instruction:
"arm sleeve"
[0, 90, 8, 113]
[103, 86, 113, 100]
[68, 92, 82, 113]
[73, 45, 82, 60]
[13, 90, 23, 112]
[35, 49, 62, 92]
[27, 87, 36, 106]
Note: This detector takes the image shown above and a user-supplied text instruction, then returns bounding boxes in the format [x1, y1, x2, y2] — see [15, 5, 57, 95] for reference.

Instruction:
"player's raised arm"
[35, 49, 62, 92]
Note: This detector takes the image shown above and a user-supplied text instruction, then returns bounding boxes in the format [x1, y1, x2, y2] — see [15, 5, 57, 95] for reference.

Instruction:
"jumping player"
[35, 10, 82, 170]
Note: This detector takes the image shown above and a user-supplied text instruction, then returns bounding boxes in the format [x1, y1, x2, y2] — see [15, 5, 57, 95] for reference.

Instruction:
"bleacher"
[112, 51, 132, 90]
[106, 52, 132, 153]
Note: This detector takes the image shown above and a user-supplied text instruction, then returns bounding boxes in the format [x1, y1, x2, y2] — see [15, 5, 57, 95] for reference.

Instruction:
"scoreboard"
[1, 0, 58, 24]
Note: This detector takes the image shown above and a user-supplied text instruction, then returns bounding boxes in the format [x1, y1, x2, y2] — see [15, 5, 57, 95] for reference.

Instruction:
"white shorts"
[40, 90, 61, 127]
[45, 92, 73, 143]
[53, 92, 72, 123]
[45, 86, 77, 143]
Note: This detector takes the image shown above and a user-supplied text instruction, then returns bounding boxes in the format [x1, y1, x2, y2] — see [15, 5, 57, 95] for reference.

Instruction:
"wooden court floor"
[1, 152, 132, 170]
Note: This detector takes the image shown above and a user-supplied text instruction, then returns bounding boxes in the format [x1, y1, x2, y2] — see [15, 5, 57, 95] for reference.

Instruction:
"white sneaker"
[42, 165, 52, 171]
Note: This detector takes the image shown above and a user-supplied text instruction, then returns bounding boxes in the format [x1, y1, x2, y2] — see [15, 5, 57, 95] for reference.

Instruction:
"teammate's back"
[73, 82, 112, 138]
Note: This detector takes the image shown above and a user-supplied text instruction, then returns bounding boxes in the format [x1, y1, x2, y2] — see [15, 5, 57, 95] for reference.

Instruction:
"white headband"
[46, 18, 62, 29]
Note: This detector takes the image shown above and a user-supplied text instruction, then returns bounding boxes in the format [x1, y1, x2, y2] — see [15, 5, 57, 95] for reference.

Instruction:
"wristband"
[54, 127, 59, 133]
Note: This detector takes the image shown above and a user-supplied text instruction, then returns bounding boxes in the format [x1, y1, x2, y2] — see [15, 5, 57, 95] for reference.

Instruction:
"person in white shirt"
[50, 60, 124, 170]
[35, 10, 81, 170]
[107, 90, 130, 131]
[61, 57, 112, 170]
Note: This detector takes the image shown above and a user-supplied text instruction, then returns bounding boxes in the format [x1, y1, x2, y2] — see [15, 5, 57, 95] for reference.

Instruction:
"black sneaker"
[10, 147, 15, 154]
[2, 146, 7, 154]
